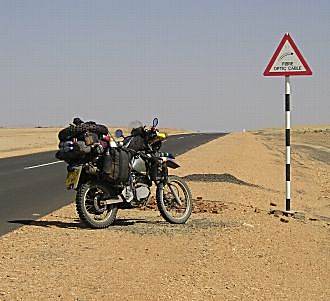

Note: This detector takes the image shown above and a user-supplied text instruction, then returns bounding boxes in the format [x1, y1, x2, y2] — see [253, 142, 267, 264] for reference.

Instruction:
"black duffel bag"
[58, 121, 108, 142]
[123, 127, 147, 151]
[103, 148, 130, 183]
[55, 140, 92, 163]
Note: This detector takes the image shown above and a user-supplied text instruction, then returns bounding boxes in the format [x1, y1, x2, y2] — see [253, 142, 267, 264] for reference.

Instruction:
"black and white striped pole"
[263, 33, 312, 212]
[285, 76, 291, 211]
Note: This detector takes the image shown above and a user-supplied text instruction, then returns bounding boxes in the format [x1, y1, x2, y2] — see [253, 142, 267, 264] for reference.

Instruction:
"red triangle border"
[263, 34, 312, 76]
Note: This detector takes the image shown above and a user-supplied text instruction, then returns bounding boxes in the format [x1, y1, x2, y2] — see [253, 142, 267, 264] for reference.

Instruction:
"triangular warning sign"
[264, 33, 312, 76]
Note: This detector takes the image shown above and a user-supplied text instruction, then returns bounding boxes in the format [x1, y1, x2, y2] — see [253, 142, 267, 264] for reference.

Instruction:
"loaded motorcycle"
[56, 118, 192, 228]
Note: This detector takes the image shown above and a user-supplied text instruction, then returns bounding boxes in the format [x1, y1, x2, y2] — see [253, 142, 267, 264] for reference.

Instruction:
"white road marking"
[24, 161, 63, 170]
[178, 137, 185, 139]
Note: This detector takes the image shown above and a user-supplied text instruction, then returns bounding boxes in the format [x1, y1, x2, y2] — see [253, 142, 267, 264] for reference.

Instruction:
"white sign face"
[264, 34, 312, 76]
[269, 40, 306, 73]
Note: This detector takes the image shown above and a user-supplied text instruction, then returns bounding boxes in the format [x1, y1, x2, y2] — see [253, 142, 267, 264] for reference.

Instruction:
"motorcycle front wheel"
[76, 182, 118, 228]
[156, 175, 192, 224]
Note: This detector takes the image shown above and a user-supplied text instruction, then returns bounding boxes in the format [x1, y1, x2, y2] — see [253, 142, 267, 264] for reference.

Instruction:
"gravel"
[110, 216, 241, 236]
[182, 173, 260, 187]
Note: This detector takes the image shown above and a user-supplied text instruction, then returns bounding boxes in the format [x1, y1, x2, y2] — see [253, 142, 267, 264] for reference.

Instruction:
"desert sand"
[0, 126, 188, 158]
[0, 127, 329, 300]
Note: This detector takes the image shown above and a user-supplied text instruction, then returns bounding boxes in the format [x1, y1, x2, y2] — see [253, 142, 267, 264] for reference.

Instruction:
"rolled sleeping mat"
[58, 123, 109, 141]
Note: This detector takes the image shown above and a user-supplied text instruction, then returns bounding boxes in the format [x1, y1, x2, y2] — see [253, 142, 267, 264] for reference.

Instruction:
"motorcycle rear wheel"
[76, 182, 118, 228]
[156, 175, 192, 224]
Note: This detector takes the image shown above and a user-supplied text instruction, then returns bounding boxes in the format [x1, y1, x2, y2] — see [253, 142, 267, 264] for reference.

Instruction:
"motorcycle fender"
[162, 157, 180, 169]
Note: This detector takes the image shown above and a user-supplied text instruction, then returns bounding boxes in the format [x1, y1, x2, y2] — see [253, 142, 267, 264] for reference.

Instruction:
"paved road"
[0, 133, 226, 236]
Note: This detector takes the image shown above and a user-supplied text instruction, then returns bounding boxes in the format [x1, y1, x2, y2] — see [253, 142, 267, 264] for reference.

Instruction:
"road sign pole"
[264, 33, 312, 212]
[285, 75, 291, 211]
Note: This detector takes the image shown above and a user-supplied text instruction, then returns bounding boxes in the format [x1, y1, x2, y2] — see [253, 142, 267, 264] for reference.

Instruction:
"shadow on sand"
[8, 217, 162, 230]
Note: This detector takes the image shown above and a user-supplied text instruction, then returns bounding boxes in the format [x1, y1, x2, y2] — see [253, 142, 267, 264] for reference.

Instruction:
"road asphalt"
[0, 133, 226, 236]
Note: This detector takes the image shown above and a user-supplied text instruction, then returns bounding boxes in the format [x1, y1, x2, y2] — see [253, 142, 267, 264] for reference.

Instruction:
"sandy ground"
[0, 127, 188, 158]
[0, 127, 329, 300]
[0, 128, 61, 158]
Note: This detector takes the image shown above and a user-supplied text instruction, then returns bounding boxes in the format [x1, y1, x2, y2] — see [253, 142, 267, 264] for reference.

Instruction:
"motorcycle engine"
[135, 183, 150, 202]
[121, 183, 150, 206]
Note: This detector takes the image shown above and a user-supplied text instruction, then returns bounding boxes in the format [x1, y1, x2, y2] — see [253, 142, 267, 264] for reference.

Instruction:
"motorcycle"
[63, 118, 192, 228]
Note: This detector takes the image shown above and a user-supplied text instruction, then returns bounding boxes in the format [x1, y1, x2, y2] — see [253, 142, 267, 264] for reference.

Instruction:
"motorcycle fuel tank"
[131, 157, 147, 174]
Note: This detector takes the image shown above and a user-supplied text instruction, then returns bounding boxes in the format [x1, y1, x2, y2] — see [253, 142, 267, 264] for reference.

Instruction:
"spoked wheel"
[156, 175, 192, 224]
[76, 182, 118, 228]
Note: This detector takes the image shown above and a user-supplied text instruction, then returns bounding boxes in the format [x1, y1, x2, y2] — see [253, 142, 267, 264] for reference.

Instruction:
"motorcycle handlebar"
[120, 145, 157, 162]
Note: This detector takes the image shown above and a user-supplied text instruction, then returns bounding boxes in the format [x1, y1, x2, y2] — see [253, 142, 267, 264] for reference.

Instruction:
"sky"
[0, 0, 329, 132]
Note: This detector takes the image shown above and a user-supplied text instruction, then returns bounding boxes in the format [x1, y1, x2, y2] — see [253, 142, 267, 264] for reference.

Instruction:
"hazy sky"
[1, 0, 329, 131]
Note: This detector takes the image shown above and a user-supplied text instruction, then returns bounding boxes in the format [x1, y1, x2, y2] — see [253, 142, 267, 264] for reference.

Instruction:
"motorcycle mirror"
[152, 117, 159, 128]
[114, 129, 123, 138]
